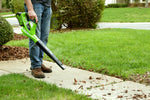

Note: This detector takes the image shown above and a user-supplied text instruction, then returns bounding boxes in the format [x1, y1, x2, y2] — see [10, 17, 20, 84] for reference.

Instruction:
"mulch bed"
[0, 9, 11, 13]
[13, 33, 28, 40]
[0, 33, 29, 61]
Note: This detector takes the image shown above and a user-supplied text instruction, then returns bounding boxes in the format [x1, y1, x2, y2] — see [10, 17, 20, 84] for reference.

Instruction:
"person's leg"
[24, 3, 46, 78]
[25, 4, 52, 77]
[28, 4, 44, 69]
[39, 6, 52, 63]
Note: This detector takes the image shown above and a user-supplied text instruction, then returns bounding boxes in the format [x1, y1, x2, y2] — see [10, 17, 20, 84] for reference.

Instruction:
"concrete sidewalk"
[0, 58, 150, 100]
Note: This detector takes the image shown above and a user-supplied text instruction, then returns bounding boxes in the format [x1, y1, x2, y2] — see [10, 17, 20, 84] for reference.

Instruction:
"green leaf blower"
[16, 12, 65, 70]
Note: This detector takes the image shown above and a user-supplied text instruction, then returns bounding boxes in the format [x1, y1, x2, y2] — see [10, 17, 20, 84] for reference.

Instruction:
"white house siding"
[105, 0, 126, 5]
[116, 0, 126, 3]
[105, 0, 150, 5]
[105, 0, 116, 5]
[130, 0, 150, 3]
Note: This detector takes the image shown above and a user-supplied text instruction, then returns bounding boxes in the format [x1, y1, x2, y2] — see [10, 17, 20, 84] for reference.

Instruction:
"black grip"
[25, 13, 30, 21]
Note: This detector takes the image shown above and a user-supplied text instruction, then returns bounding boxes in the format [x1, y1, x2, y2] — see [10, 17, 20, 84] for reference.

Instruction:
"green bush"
[106, 4, 128, 8]
[6, 0, 11, 8]
[0, 16, 13, 46]
[2, 0, 11, 8]
[10, 0, 24, 13]
[52, 0, 105, 29]
[2, 0, 6, 8]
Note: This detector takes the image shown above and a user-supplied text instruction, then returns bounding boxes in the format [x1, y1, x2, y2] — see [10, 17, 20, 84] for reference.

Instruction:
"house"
[130, 0, 150, 3]
[105, 0, 125, 5]
[105, 0, 150, 5]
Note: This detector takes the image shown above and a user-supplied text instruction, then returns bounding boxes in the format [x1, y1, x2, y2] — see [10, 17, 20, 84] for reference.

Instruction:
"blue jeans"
[25, 4, 52, 69]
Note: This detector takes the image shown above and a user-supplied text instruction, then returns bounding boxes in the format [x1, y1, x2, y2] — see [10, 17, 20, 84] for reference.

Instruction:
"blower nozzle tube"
[36, 40, 65, 70]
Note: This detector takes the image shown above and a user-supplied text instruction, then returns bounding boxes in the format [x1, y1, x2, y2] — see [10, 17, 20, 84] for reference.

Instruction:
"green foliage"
[10, 0, 24, 13]
[2, 0, 11, 8]
[125, 0, 130, 5]
[52, 0, 105, 29]
[106, 4, 128, 8]
[6, 0, 11, 8]
[0, 16, 13, 46]
[2, 0, 6, 8]
[129, 3, 150, 7]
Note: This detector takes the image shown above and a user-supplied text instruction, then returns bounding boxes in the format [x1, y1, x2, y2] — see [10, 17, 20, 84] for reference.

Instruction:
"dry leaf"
[111, 88, 115, 91]
[86, 94, 92, 97]
[96, 77, 101, 80]
[74, 78, 78, 82]
[80, 81, 86, 84]
[125, 90, 128, 93]
[89, 76, 93, 80]
[107, 93, 111, 95]
[78, 85, 83, 89]
[73, 78, 78, 85]
[117, 95, 123, 98]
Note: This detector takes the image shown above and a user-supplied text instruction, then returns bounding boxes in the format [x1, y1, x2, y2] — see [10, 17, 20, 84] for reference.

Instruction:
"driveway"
[97, 22, 150, 30]
[6, 17, 150, 32]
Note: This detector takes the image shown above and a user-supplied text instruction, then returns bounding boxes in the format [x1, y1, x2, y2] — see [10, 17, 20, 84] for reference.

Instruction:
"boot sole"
[42, 70, 52, 73]
[31, 72, 45, 78]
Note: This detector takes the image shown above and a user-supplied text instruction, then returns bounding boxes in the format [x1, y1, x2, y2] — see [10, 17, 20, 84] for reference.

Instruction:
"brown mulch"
[0, 9, 11, 13]
[13, 33, 28, 40]
[0, 33, 29, 61]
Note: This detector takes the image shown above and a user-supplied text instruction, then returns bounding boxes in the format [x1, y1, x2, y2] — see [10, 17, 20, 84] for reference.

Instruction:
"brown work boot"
[31, 68, 45, 78]
[41, 64, 52, 73]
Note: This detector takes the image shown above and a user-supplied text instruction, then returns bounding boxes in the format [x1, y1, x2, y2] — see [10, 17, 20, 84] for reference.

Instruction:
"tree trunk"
[0, 0, 2, 10]
[125, 0, 130, 5]
[145, 0, 149, 7]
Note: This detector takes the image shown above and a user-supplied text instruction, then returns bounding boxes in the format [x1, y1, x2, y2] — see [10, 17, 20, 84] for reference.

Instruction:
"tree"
[6, 0, 11, 8]
[125, 0, 130, 5]
[0, 0, 2, 10]
[145, 0, 149, 7]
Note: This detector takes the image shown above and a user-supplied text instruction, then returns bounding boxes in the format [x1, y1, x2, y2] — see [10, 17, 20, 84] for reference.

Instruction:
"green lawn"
[0, 74, 92, 100]
[1, 8, 150, 22]
[6, 29, 150, 78]
[0, 12, 13, 16]
[101, 8, 150, 22]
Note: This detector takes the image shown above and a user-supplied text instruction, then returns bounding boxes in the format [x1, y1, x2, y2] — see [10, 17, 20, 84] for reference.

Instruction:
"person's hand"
[28, 10, 38, 23]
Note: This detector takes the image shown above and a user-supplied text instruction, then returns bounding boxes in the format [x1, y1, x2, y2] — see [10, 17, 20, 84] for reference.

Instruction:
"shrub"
[129, 3, 150, 7]
[10, 0, 24, 13]
[105, 4, 128, 8]
[2, 0, 11, 8]
[2, 0, 6, 8]
[6, 0, 11, 8]
[52, 0, 105, 29]
[0, 16, 13, 46]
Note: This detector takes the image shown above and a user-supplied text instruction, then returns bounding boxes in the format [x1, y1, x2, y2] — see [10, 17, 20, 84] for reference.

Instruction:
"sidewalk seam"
[0, 69, 12, 73]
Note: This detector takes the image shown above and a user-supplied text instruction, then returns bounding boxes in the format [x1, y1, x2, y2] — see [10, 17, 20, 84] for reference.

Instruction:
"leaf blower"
[16, 12, 65, 70]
